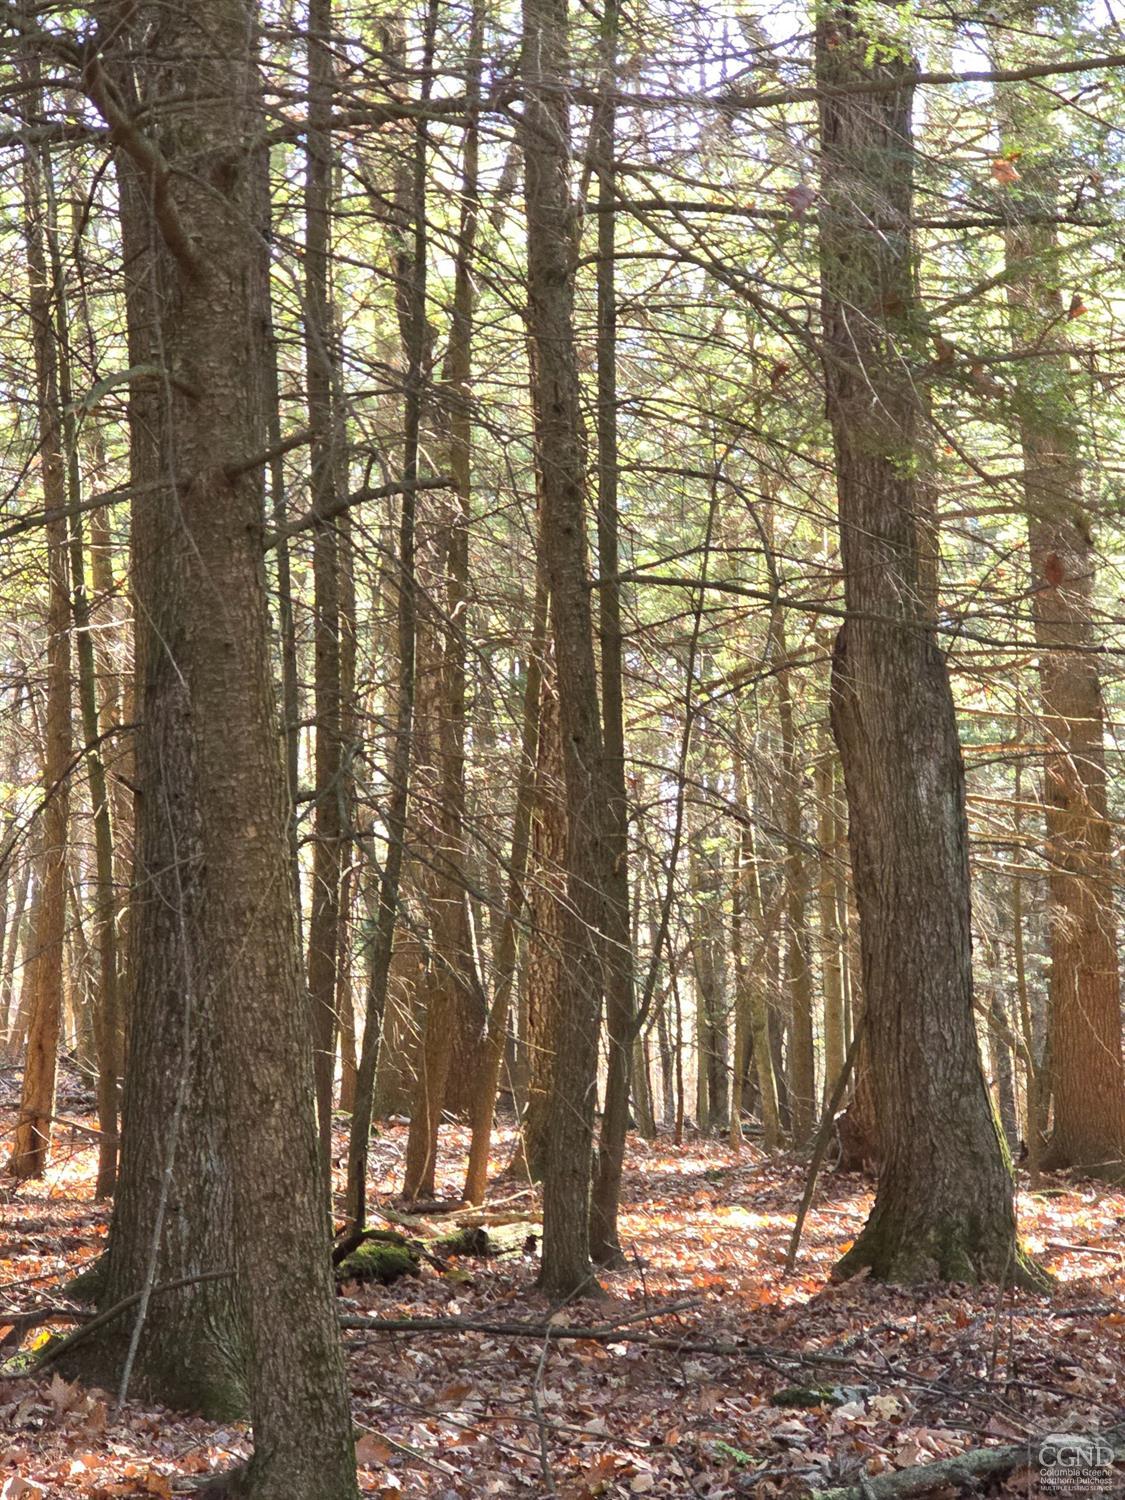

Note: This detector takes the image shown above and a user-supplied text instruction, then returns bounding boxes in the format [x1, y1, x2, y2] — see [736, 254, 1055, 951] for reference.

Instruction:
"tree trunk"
[773, 607, 814, 1143]
[817, 3, 1036, 1286]
[464, 572, 547, 1203]
[817, 719, 845, 1108]
[304, 0, 345, 1173]
[346, 6, 428, 1225]
[588, 0, 635, 1268]
[515, 659, 566, 1184]
[403, 8, 489, 1195]
[522, 0, 610, 1295]
[10, 92, 72, 1184]
[74, 6, 359, 1489]
[996, 48, 1125, 1178]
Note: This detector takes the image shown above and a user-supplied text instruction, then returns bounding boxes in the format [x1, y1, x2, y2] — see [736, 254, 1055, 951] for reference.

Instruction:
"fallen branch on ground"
[812, 1422, 1125, 1500]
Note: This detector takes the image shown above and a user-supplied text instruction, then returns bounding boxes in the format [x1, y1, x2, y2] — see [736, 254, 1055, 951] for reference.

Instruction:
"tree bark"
[73, 6, 359, 1489]
[10, 84, 72, 1184]
[464, 572, 547, 1203]
[522, 0, 610, 1295]
[817, 3, 1037, 1286]
[588, 0, 638, 1263]
[996, 44, 1125, 1178]
[304, 0, 345, 1173]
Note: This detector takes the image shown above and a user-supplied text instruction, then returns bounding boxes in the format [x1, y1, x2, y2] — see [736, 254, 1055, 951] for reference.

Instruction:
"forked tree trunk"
[817, 3, 1037, 1287]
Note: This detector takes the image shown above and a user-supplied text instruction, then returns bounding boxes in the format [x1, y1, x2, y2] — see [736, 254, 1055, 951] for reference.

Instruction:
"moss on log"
[336, 1239, 419, 1285]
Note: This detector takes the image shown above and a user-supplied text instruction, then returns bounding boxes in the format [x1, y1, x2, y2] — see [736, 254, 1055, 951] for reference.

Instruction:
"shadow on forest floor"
[1, 1104, 1123, 1497]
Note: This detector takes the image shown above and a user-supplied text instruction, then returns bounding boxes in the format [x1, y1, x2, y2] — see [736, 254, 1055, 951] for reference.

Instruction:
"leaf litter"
[1, 1089, 1122, 1498]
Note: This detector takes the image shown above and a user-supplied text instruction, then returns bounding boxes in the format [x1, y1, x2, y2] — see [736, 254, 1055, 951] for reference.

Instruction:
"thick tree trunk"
[74, 6, 359, 1490]
[996, 53, 1125, 1178]
[817, 4, 1035, 1287]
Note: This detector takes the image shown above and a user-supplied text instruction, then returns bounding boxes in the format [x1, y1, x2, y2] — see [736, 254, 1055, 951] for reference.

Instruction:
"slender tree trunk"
[769, 606, 814, 1144]
[464, 573, 547, 1203]
[42, 160, 120, 1197]
[0, 850, 32, 1049]
[514, 658, 566, 1184]
[588, 0, 635, 1268]
[346, 2, 432, 1226]
[304, 0, 345, 1172]
[10, 95, 72, 1183]
[403, 4, 488, 1197]
[522, 0, 611, 1292]
[817, 2, 1035, 1286]
[817, 719, 845, 1107]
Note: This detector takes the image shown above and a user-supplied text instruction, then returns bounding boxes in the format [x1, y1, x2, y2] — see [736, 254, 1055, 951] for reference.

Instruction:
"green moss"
[336, 1239, 419, 1285]
[768, 1385, 843, 1409]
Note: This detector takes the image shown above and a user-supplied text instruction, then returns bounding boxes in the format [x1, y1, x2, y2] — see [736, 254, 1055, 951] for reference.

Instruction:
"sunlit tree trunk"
[818, 2, 1035, 1285]
[996, 41, 1125, 1178]
[72, 6, 359, 1487]
[10, 95, 72, 1184]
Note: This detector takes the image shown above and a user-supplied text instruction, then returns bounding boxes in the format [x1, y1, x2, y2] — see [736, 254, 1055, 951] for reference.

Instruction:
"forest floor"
[1, 1072, 1124, 1499]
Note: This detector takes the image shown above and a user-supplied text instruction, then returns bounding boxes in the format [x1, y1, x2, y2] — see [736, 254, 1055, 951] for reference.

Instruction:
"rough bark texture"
[997, 47, 1125, 1178]
[74, 5, 359, 1490]
[817, 5, 1036, 1287]
[522, 0, 610, 1297]
[10, 108, 72, 1183]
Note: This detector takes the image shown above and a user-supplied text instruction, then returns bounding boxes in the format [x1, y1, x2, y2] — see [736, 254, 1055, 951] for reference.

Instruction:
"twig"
[262, 475, 453, 548]
[785, 1015, 867, 1272]
[531, 1326, 559, 1496]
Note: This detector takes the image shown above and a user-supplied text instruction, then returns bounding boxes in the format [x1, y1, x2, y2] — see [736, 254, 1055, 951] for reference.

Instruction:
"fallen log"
[812, 1422, 1125, 1500]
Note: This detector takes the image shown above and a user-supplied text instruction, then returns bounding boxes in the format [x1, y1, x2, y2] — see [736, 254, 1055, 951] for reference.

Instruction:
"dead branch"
[812, 1423, 1125, 1500]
